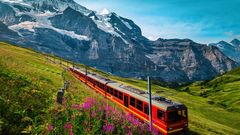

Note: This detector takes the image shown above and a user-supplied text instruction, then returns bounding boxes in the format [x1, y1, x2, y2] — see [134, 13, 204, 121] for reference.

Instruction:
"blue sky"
[76, 0, 240, 44]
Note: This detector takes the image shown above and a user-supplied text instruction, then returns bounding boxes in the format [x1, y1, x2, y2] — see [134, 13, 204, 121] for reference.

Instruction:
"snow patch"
[121, 20, 132, 30]
[2, 0, 31, 6]
[52, 28, 89, 41]
[9, 21, 37, 32]
[89, 16, 95, 20]
[99, 8, 110, 15]
[114, 26, 126, 35]
[9, 21, 89, 41]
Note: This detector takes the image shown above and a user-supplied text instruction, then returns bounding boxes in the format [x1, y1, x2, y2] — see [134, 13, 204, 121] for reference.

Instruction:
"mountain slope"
[0, 21, 20, 41]
[0, 0, 238, 82]
[209, 39, 240, 63]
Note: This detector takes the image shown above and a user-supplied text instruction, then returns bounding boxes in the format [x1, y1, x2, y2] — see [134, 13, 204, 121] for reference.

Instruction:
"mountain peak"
[218, 40, 230, 45]
[21, 0, 90, 14]
[230, 38, 240, 46]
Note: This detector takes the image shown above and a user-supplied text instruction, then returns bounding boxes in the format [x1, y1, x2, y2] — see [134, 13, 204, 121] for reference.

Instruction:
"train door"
[124, 95, 129, 107]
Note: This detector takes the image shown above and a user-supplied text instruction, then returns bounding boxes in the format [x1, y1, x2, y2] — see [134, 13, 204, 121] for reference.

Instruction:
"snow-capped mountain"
[209, 39, 240, 63]
[0, 0, 238, 82]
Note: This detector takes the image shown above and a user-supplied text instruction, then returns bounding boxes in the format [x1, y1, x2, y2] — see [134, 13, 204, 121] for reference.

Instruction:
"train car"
[69, 67, 188, 135]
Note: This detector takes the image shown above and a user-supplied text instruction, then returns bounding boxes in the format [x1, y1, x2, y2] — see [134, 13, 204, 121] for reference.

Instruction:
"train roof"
[73, 67, 186, 111]
[107, 82, 186, 111]
[74, 68, 116, 84]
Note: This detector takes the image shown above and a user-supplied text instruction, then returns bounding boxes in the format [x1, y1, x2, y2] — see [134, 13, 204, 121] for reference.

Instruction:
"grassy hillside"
[0, 42, 240, 134]
[181, 67, 240, 113]
[0, 42, 97, 134]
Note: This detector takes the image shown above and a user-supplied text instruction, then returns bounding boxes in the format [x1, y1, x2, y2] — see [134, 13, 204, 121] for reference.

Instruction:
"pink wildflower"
[48, 124, 54, 132]
[83, 102, 91, 111]
[69, 130, 74, 135]
[103, 123, 115, 133]
[64, 122, 73, 130]
[128, 131, 133, 135]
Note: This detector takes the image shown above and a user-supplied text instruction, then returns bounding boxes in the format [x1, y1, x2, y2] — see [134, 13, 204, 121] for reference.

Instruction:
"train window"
[89, 78, 93, 83]
[130, 97, 136, 107]
[168, 111, 181, 122]
[144, 104, 149, 115]
[136, 100, 143, 111]
[114, 90, 118, 97]
[99, 83, 103, 89]
[157, 110, 165, 121]
[110, 88, 113, 95]
[107, 87, 110, 93]
[118, 92, 123, 100]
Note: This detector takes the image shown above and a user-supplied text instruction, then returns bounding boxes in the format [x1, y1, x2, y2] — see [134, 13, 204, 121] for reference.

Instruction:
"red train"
[69, 67, 188, 135]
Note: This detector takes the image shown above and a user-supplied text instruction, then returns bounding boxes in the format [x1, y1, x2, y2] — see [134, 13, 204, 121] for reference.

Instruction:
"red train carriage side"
[69, 67, 188, 135]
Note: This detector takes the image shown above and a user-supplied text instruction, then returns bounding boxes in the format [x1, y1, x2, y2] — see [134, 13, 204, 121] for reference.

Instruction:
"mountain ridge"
[209, 38, 240, 63]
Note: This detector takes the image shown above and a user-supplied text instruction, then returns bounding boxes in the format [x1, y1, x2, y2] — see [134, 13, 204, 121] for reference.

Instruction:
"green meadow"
[0, 42, 98, 134]
[0, 42, 240, 134]
[181, 67, 240, 113]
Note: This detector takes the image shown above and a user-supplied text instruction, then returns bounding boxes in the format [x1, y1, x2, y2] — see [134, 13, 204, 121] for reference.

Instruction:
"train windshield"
[168, 109, 187, 122]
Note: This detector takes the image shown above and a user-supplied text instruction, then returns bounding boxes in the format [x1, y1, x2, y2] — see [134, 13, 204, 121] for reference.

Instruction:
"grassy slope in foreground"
[0, 42, 96, 134]
[0, 42, 240, 134]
